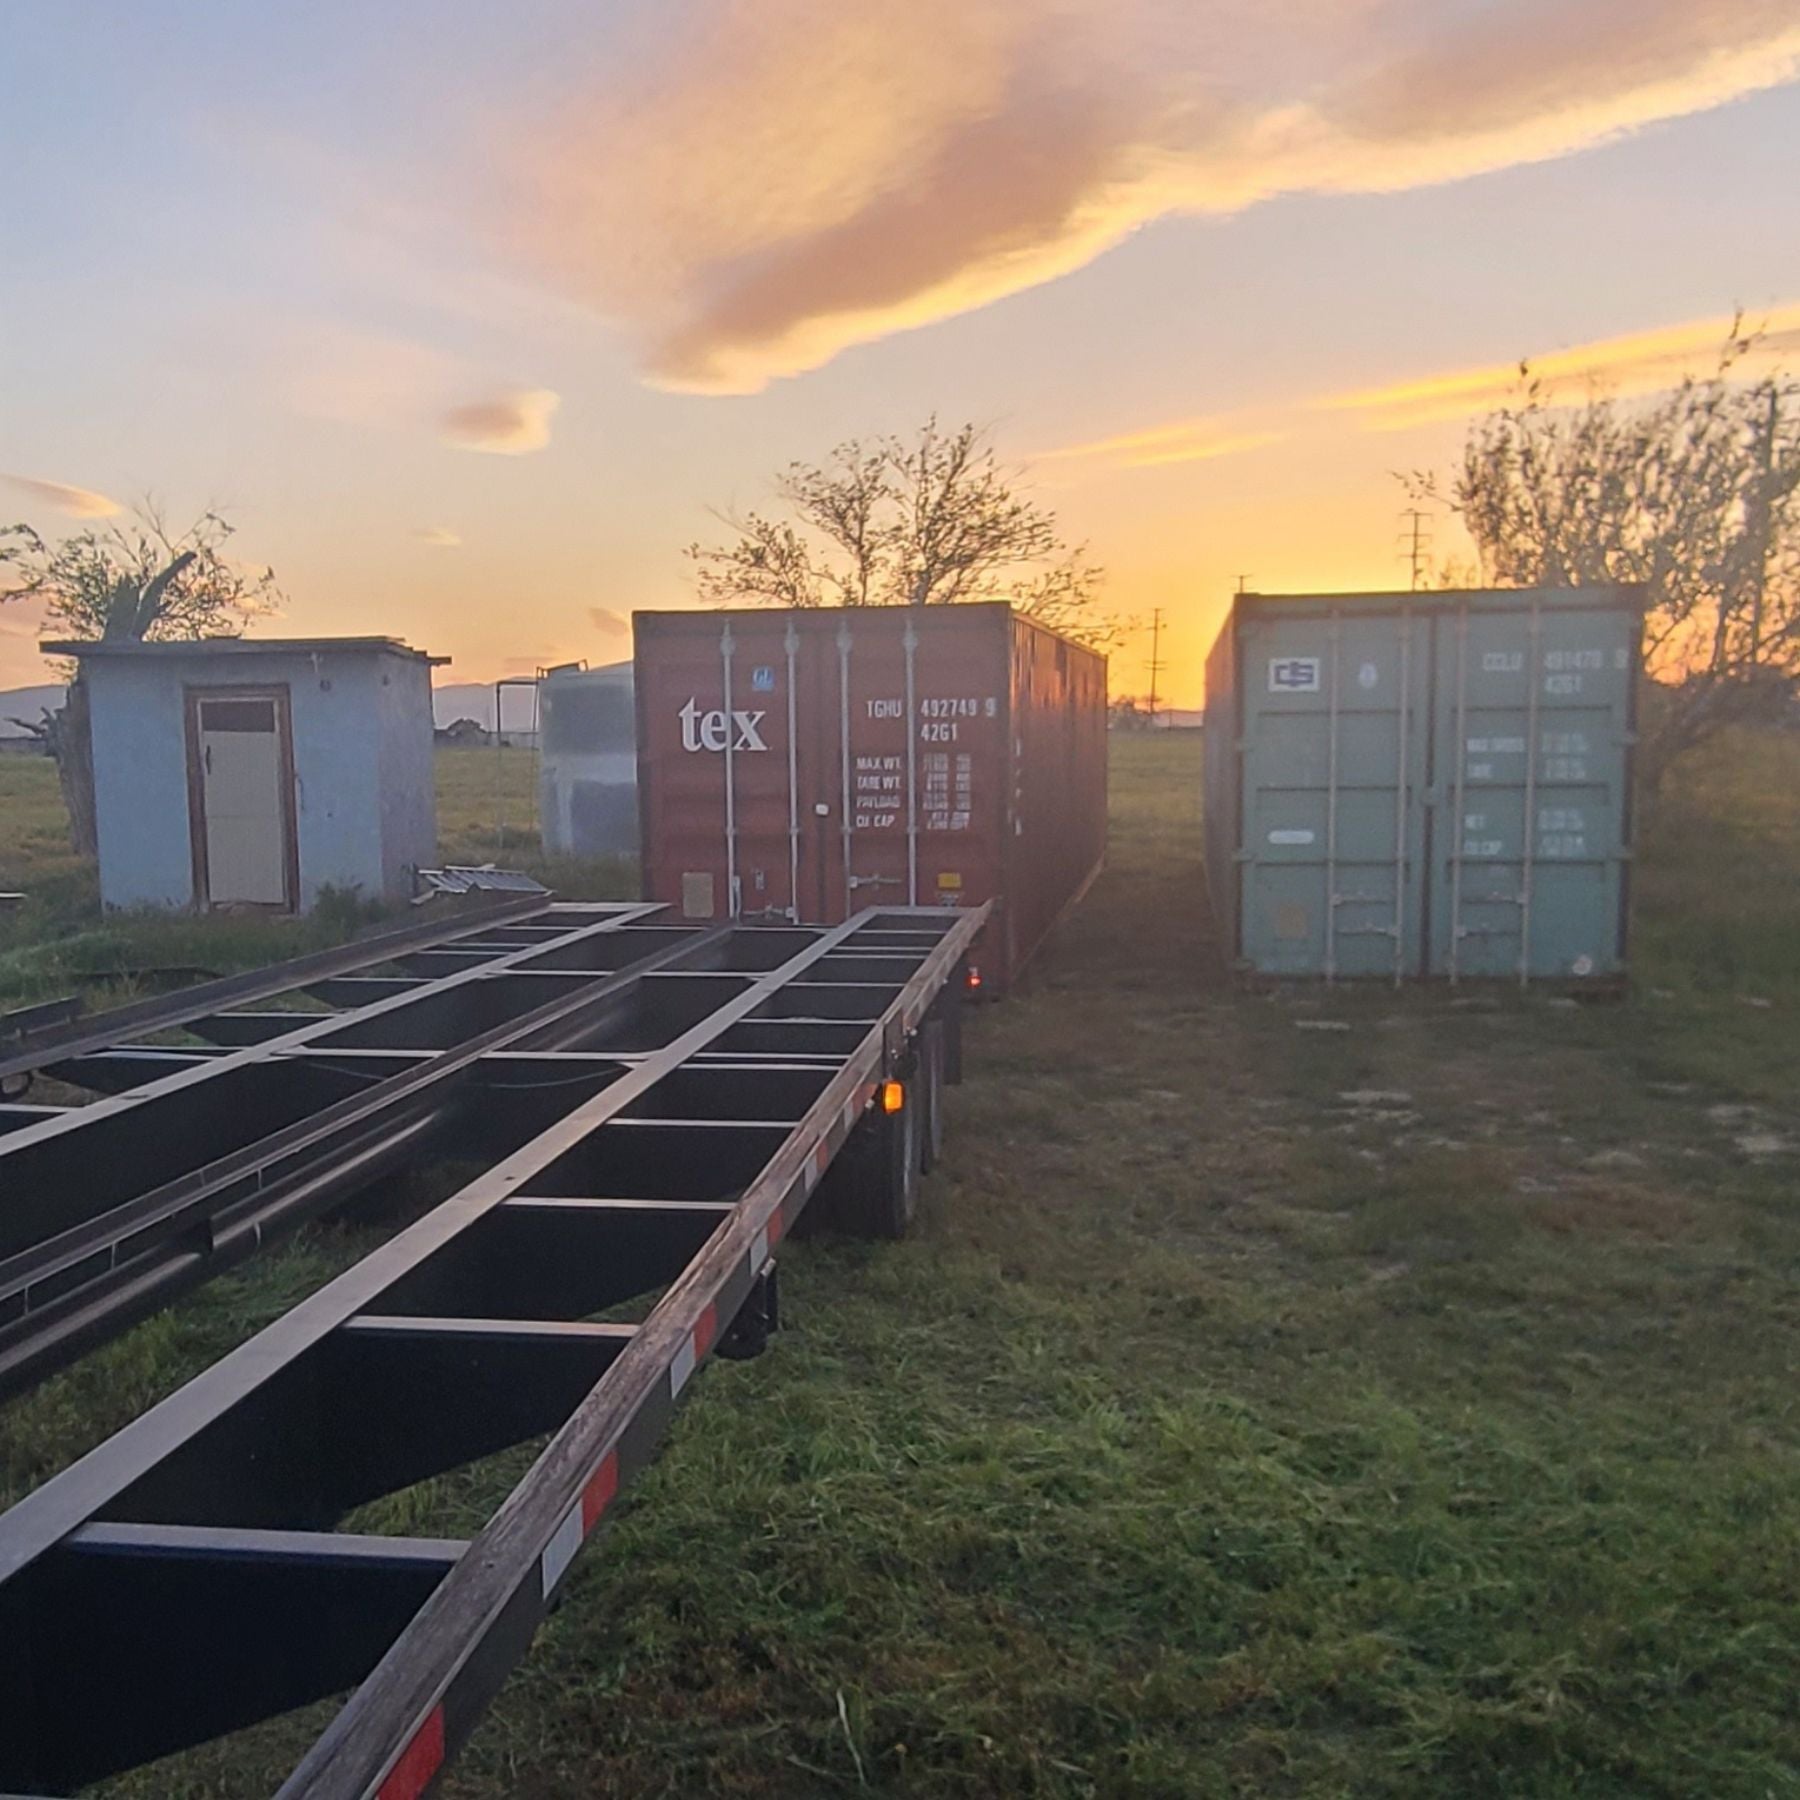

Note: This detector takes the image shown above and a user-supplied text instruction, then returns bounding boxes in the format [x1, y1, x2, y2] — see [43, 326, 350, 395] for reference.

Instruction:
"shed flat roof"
[41, 636, 449, 665]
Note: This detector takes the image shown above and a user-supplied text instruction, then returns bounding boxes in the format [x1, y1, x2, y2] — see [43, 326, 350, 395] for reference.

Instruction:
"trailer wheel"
[816, 1075, 920, 1240]
[917, 1020, 946, 1176]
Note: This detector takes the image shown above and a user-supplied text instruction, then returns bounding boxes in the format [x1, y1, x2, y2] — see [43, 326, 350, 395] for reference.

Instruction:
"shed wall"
[85, 647, 433, 912]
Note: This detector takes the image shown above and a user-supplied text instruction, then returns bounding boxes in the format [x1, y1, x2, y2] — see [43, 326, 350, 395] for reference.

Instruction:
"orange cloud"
[441, 389, 560, 455]
[1322, 304, 1800, 431]
[1, 474, 122, 518]
[587, 606, 628, 637]
[495, 0, 1800, 392]
[1039, 422, 1287, 471]
[1042, 302, 1800, 471]
[412, 525, 463, 547]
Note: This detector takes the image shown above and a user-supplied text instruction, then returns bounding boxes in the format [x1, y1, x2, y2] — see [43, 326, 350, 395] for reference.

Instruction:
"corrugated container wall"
[634, 605, 1107, 990]
[538, 661, 638, 858]
[1204, 587, 1645, 983]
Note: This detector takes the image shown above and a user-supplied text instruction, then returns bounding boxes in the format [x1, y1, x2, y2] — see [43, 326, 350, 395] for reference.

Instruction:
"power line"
[1397, 510, 1433, 591]
[1145, 607, 1166, 727]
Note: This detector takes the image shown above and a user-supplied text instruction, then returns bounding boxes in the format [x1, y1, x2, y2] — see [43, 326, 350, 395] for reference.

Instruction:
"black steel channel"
[0, 918, 727, 1397]
[281, 905, 987, 1800]
[0, 904, 987, 1797]
[0, 905, 677, 1393]
[0, 893, 571, 1084]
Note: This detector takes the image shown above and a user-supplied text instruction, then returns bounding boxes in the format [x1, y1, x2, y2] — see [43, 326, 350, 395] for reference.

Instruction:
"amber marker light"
[880, 1080, 905, 1114]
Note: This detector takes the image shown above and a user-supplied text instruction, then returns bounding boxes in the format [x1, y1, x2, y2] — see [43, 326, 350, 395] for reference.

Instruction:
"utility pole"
[1398, 509, 1433, 591]
[1234, 572, 1253, 595]
[1145, 608, 1166, 728]
[1751, 384, 1778, 662]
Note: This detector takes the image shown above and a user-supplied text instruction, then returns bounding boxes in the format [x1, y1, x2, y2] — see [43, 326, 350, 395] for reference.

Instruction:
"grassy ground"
[2, 732, 1797, 1797]
[0, 748, 631, 1016]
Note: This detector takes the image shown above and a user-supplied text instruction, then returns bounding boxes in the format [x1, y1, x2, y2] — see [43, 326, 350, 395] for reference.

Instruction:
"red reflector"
[379, 1705, 445, 1800]
[581, 1450, 620, 1532]
[694, 1300, 719, 1359]
[966, 964, 983, 991]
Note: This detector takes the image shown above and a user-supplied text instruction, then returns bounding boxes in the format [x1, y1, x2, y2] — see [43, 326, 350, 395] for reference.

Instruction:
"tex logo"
[678, 697, 769, 752]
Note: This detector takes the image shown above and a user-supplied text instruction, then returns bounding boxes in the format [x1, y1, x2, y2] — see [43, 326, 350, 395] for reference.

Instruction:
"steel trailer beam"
[0, 905, 985, 1798]
[0, 905, 683, 1396]
[0, 893, 568, 1084]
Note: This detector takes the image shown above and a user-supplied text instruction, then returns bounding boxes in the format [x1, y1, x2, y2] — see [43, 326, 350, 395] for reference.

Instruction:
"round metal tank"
[537, 662, 638, 858]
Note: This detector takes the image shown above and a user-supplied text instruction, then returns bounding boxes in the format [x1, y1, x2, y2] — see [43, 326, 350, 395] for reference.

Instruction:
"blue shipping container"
[1203, 587, 1646, 983]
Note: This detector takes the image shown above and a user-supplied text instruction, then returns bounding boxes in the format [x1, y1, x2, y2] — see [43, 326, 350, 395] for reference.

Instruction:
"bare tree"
[690, 418, 1113, 645]
[1, 505, 281, 854]
[1414, 324, 1799, 795]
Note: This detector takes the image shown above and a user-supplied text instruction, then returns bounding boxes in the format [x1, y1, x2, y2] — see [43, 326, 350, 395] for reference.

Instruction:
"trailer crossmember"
[0, 904, 984, 1798]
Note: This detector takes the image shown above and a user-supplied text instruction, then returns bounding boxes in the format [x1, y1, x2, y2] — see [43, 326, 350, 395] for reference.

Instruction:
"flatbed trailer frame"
[0, 901, 712, 1398]
[0, 903, 984, 1797]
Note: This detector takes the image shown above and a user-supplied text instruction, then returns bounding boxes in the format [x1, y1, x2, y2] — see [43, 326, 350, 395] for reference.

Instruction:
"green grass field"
[0, 747, 633, 1017]
[1, 733, 1797, 1797]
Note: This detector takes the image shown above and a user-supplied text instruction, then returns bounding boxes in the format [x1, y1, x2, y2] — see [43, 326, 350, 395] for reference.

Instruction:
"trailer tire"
[818, 1077, 919, 1240]
[917, 1021, 946, 1176]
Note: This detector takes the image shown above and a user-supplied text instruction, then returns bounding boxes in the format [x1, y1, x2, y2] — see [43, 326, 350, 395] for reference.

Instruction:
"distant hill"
[0, 684, 66, 737]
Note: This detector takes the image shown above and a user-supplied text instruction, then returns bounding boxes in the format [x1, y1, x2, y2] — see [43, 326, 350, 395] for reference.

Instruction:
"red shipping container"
[634, 604, 1107, 990]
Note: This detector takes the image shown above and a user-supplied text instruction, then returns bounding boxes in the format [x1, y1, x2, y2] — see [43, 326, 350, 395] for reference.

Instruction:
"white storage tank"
[537, 661, 637, 859]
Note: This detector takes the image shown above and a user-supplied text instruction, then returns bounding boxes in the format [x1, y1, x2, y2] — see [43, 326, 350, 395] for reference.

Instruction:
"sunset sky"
[3, 1, 1799, 706]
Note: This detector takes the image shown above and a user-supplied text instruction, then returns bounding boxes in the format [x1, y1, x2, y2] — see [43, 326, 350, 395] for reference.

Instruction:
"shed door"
[190, 691, 294, 909]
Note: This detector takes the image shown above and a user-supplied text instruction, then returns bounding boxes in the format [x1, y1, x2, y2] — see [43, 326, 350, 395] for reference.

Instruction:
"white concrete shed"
[45, 636, 445, 914]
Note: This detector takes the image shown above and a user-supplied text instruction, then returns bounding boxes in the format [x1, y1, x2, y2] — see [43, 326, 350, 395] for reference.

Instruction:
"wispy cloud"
[493, 0, 1800, 392]
[1, 474, 122, 518]
[441, 389, 560, 455]
[1039, 422, 1287, 470]
[273, 321, 461, 430]
[1323, 303, 1800, 431]
[1041, 303, 1800, 471]
[412, 525, 463, 547]
[588, 606, 628, 638]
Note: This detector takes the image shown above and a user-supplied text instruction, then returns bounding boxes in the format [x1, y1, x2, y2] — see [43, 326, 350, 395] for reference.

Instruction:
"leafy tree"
[1, 506, 281, 854]
[1415, 325, 1799, 795]
[690, 418, 1113, 645]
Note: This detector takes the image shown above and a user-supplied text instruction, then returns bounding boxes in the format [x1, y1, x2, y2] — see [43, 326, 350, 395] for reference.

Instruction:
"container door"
[1430, 601, 1635, 980]
[827, 618, 918, 916]
[637, 617, 812, 919]
[827, 614, 1011, 923]
[189, 689, 294, 910]
[1235, 609, 1431, 979]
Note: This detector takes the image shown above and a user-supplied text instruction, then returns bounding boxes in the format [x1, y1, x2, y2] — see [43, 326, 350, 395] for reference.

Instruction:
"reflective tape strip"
[377, 1705, 444, 1800]
[669, 1336, 696, 1398]
[539, 1503, 582, 1600]
[541, 1448, 621, 1599]
[749, 1225, 769, 1274]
